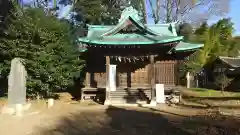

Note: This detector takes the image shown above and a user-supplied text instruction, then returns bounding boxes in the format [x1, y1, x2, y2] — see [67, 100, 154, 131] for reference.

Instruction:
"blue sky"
[22, 0, 240, 34]
[206, 0, 240, 35]
[145, 0, 240, 35]
[226, 0, 240, 35]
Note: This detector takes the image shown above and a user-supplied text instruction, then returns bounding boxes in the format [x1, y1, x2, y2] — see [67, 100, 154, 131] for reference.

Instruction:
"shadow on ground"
[36, 106, 240, 135]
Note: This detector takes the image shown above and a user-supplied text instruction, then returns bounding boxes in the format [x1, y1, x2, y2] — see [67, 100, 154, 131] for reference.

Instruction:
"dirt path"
[0, 101, 240, 135]
[0, 101, 106, 135]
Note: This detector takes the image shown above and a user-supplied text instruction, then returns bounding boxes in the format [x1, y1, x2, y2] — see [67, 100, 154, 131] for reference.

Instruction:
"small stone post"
[47, 98, 54, 108]
[186, 72, 191, 88]
[156, 84, 165, 103]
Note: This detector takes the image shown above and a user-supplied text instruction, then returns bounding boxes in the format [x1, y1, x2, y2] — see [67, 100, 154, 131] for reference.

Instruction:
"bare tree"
[148, 0, 230, 24]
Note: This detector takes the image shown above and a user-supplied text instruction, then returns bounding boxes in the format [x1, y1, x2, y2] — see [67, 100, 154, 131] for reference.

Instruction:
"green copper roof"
[147, 23, 178, 36]
[80, 18, 183, 45]
[86, 23, 177, 38]
[78, 7, 203, 52]
[174, 42, 204, 52]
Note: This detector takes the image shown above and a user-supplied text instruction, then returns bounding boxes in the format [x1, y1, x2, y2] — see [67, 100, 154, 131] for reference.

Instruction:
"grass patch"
[181, 88, 240, 109]
[182, 88, 240, 98]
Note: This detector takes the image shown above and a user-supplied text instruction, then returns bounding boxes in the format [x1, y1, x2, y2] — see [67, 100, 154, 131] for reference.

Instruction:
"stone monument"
[1, 58, 29, 116]
[8, 58, 27, 105]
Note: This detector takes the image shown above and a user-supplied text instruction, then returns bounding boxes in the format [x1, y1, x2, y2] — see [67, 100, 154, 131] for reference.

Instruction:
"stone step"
[109, 93, 149, 97]
[109, 92, 151, 96]
[110, 90, 151, 92]
[109, 94, 151, 101]
[110, 93, 151, 96]
[109, 95, 140, 98]
[108, 100, 149, 104]
[114, 89, 151, 91]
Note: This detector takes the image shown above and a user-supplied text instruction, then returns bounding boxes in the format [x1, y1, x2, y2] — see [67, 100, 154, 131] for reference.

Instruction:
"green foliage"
[194, 22, 208, 36]
[184, 18, 237, 74]
[130, 0, 146, 23]
[204, 18, 236, 57]
[178, 23, 193, 41]
[214, 18, 234, 41]
[231, 36, 240, 56]
[0, 7, 84, 98]
[74, 0, 122, 25]
[182, 26, 217, 74]
[0, 0, 14, 34]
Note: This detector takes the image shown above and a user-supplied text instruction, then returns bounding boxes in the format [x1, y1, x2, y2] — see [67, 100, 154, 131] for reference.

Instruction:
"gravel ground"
[0, 100, 240, 135]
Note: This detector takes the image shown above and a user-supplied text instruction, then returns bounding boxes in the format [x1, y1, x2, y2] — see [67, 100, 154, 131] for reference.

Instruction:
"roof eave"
[218, 56, 240, 68]
[174, 42, 204, 52]
[174, 48, 201, 52]
[78, 36, 183, 45]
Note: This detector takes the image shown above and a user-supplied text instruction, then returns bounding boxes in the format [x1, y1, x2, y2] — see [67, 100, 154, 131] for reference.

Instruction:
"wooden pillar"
[176, 61, 180, 85]
[150, 55, 156, 104]
[85, 72, 91, 87]
[104, 56, 110, 105]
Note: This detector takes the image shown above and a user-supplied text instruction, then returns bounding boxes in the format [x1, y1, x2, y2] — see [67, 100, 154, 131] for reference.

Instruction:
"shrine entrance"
[78, 6, 203, 105]
[111, 56, 151, 88]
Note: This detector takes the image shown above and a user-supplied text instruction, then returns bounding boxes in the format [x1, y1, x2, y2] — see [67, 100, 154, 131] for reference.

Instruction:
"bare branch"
[148, 0, 231, 24]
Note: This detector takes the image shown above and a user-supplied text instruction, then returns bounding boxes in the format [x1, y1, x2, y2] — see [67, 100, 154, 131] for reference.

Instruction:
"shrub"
[214, 74, 233, 92]
[0, 7, 84, 98]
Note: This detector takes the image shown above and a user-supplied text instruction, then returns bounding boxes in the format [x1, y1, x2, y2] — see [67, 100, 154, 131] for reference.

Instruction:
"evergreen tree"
[0, 7, 84, 98]
[185, 18, 237, 74]
[178, 22, 193, 41]
[195, 22, 208, 36]
[73, 0, 122, 25]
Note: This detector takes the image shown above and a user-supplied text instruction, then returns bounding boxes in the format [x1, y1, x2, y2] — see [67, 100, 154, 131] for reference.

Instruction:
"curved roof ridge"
[129, 17, 161, 36]
[174, 41, 203, 52]
[147, 22, 178, 36]
[146, 22, 178, 26]
[100, 17, 129, 36]
[101, 16, 160, 36]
